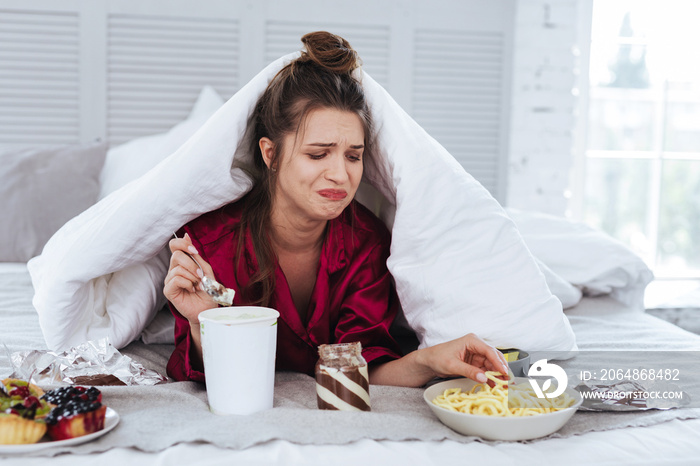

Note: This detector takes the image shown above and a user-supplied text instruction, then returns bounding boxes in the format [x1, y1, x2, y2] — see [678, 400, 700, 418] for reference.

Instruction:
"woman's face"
[262, 107, 365, 223]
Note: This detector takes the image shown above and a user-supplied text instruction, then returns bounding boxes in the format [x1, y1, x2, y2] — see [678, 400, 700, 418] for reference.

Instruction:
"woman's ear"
[259, 137, 275, 169]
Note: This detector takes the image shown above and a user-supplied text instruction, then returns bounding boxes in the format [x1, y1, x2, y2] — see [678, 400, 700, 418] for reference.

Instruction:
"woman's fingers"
[165, 273, 199, 296]
[169, 237, 192, 254]
[165, 262, 201, 292]
[456, 361, 490, 383]
[418, 334, 513, 385]
[168, 234, 214, 277]
[170, 264, 200, 290]
[169, 250, 211, 285]
[463, 334, 509, 377]
[183, 233, 215, 277]
[428, 334, 510, 383]
[169, 236, 199, 256]
[164, 232, 220, 325]
[169, 250, 202, 278]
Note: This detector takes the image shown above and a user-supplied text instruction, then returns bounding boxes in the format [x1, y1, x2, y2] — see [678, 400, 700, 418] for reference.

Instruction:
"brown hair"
[238, 31, 374, 307]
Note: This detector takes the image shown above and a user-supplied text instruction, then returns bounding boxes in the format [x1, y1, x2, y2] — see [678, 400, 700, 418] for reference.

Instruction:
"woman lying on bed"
[163, 31, 509, 387]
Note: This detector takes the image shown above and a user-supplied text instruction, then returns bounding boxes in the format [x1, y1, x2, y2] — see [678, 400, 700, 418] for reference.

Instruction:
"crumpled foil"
[6, 337, 168, 386]
[575, 379, 691, 411]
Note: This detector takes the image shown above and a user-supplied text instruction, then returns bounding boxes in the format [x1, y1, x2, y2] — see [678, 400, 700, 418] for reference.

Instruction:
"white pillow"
[0, 142, 107, 261]
[506, 207, 654, 310]
[534, 258, 583, 309]
[98, 86, 225, 199]
[359, 76, 577, 354]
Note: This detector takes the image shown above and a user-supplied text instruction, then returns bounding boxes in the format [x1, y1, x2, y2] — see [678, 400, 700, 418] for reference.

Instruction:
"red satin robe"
[166, 199, 402, 382]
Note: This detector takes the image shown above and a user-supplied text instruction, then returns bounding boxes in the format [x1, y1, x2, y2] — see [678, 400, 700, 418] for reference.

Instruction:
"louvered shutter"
[0, 9, 80, 145]
[412, 29, 506, 196]
[0, 0, 514, 202]
[106, 14, 240, 145]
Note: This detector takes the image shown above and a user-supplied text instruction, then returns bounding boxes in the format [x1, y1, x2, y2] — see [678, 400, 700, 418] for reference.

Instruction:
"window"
[579, 0, 700, 283]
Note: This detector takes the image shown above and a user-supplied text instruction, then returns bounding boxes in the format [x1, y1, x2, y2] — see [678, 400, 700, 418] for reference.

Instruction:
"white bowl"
[423, 377, 582, 441]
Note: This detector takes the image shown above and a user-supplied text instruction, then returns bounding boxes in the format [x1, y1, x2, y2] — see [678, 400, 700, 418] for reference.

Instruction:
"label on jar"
[316, 364, 370, 411]
[315, 342, 371, 412]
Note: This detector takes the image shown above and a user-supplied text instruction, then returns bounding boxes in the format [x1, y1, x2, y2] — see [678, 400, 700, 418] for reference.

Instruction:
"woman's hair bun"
[300, 31, 359, 73]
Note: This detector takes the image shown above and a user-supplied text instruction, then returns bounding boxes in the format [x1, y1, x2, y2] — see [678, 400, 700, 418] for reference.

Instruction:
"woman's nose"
[324, 154, 349, 183]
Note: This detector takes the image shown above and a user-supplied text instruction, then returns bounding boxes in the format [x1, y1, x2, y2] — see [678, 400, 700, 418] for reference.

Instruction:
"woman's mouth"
[318, 189, 348, 200]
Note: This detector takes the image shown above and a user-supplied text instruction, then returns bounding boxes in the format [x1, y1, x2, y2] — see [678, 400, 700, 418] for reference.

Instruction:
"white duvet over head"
[28, 52, 577, 355]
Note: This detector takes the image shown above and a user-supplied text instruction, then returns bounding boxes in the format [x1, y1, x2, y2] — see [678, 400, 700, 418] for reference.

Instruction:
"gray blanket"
[1, 264, 699, 456]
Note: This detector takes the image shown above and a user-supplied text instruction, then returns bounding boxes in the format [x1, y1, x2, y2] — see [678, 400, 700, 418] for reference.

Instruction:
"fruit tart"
[0, 378, 52, 445]
[41, 386, 106, 441]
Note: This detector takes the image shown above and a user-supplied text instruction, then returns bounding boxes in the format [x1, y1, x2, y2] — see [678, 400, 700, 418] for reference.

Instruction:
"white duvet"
[27, 52, 641, 355]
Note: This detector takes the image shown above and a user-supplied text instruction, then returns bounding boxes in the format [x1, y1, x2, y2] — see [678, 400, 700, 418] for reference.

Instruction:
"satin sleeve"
[166, 303, 205, 382]
[334, 242, 403, 365]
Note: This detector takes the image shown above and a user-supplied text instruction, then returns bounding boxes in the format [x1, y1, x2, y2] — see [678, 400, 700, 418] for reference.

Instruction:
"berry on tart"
[0, 378, 52, 445]
[41, 386, 106, 441]
[1, 378, 46, 403]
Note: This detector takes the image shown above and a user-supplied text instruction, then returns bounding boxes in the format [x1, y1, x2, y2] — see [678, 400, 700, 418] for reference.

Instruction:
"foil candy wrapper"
[7, 337, 168, 386]
[575, 379, 691, 411]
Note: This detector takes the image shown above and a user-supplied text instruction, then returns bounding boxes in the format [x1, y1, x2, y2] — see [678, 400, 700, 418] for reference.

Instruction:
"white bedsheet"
[507, 208, 654, 311]
[8, 420, 700, 466]
[4, 415, 700, 465]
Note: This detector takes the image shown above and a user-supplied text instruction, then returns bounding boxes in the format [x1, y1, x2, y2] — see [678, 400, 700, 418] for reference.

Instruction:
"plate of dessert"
[0, 378, 119, 453]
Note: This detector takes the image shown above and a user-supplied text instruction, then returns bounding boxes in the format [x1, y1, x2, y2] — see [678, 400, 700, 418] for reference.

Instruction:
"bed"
[3, 132, 700, 465]
[3, 0, 700, 464]
[3, 261, 700, 464]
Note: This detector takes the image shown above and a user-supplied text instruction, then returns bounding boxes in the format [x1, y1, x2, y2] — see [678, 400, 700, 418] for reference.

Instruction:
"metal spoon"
[172, 232, 235, 306]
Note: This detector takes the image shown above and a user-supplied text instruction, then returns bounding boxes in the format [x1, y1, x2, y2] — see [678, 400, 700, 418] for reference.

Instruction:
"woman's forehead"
[298, 108, 364, 145]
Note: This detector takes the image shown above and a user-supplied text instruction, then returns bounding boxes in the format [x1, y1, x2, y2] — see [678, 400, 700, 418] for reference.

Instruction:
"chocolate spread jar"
[315, 342, 371, 411]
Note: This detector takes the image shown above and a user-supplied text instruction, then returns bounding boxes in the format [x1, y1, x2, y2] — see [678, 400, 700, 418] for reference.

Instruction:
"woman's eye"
[308, 153, 325, 160]
[346, 153, 362, 162]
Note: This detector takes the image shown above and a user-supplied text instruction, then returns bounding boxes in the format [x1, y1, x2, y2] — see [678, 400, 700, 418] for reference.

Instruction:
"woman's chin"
[314, 201, 349, 220]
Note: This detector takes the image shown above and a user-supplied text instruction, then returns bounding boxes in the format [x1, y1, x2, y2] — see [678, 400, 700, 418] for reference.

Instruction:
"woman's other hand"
[369, 333, 510, 387]
[163, 233, 217, 324]
[419, 333, 510, 383]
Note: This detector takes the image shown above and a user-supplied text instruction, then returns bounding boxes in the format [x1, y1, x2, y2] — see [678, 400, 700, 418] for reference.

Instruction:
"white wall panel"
[412, 29, 505, 195]
[0, 9, 80, 144]
[0, 0, 515, 202]
[106, 14, 239, 144]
